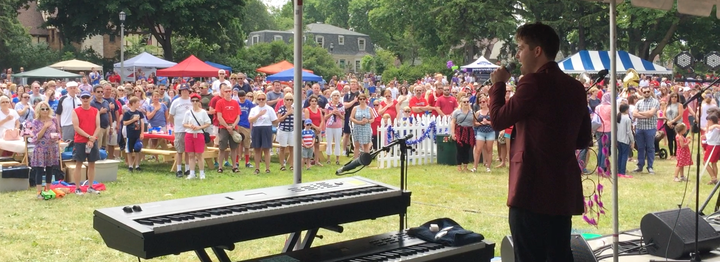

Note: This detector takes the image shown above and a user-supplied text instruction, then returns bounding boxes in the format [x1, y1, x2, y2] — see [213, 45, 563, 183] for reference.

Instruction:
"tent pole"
[292, 0, 303, 185]
[609, 1, 619, 262]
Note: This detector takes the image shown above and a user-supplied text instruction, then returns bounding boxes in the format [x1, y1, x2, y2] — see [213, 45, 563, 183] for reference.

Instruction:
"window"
[316, 36, 324, 48]
[339, 59, 346, 68]
[338, 35, 345, 45]
[355, 60, 361, 72]
[252, 35, 259, 45]
[274, 35, 283, 41]
[358, 38, 366, 51]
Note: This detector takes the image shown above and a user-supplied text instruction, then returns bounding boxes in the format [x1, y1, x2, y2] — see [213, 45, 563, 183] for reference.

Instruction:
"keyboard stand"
[195, 246, 233, 262]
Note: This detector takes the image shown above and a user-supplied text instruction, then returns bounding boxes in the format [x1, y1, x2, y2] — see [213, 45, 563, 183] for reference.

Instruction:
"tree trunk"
[162, 28, 173, 61]
[649, 15, 685, 63]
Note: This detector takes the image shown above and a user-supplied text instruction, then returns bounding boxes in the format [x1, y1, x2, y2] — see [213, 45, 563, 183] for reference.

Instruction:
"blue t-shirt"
[157, 76, 168, 85]
[237, 99, 255, 128]
[367, 85, 377, 94]
[145, 103, 168, 128]
[48, 99, 59, 112]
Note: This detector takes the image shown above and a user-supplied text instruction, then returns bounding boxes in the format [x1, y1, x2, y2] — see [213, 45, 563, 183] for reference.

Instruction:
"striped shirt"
[301, 129, 315, 147]
[635, 97, 659, 130]
[278, 106, 294, 132]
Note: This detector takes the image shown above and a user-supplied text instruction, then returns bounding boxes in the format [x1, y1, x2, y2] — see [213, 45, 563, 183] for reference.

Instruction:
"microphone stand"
[658, 79, 720, 262]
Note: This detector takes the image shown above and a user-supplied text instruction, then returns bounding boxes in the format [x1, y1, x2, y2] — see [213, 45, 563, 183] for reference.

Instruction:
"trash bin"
[436, 134, 457, 165]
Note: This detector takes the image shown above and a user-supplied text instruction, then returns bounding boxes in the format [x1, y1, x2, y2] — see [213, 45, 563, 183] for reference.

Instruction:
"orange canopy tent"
[256, 60, 313, 74]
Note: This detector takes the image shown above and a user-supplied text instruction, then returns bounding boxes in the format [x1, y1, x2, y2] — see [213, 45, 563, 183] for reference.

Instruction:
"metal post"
[293, 0, 303, 185]
[120, 11, 126, 84]
[609, 1, 619, 262]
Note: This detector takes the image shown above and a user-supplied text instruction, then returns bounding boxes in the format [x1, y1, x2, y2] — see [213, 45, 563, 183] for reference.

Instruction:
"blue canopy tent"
[557, 50, 672, 75]
[204, 61, 231, 72]
[267, 68, 323, 82]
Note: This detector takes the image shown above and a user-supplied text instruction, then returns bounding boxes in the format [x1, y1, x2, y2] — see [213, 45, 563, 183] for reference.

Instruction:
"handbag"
[2, 129, 20, 141]
[190, 110, 211, 144]
[591, 113, 602, 132]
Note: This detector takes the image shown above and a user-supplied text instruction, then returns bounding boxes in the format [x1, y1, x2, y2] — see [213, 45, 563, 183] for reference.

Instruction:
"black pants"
[456, 142, 472, 165]
[509, 207, 573, 262]
[32, 166, 53, 186]
[664, 123, 677, 156]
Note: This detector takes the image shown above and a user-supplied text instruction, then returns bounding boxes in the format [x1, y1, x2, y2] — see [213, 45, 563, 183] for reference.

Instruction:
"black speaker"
[641, 208, 720, 259]
[500, 234, 597, 262]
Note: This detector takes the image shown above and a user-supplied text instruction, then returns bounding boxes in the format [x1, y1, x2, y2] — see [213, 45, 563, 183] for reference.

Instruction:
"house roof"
[287, 23, 368, 36]
[254, 30, 292, 34]
[17, 1, 48, 36]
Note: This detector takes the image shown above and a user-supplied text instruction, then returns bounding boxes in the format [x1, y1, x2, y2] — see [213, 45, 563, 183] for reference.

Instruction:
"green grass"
[0, 147, 716, 262]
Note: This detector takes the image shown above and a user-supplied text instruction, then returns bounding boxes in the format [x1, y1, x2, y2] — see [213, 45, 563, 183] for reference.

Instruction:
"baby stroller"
[654, 122, 668, 160]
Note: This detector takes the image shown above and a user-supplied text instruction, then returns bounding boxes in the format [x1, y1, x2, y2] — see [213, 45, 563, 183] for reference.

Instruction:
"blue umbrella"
[204, 61, 232, 72]
[266, 68, 323, 82]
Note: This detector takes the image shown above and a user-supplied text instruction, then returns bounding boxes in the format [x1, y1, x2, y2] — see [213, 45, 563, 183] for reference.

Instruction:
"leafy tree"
[223, 40, 342, 80]
[38, 0, 246, 61]
[360, 55, 374, 73]
[241, 0, 277, 33]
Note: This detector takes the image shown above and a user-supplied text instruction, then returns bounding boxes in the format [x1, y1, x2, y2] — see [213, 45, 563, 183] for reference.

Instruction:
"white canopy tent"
[113, 52, 176, 82]
[460, 56, 500, 72]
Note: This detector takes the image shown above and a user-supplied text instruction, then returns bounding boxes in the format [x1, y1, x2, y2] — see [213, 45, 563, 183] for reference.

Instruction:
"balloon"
[452, 65, 459, 70]
[446, 60, 454, 69]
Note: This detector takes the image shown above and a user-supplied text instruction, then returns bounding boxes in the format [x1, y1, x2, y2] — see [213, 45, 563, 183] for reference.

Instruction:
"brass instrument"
[621, 68, 640, 98]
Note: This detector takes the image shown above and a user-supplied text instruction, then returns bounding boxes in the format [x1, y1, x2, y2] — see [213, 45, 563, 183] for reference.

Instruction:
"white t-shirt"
[249, 105, 278, 127]
[58, 94, 81, 126]
[212, 80, 232, 94]
[169, 97, 193, 133]
[0, 109, 20, 136]
[708, 128, 720, 146]
[389, 87, 399, 100]
[182, 109, 211, 134]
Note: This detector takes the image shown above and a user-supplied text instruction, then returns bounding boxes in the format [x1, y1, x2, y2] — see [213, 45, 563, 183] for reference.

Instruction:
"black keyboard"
[94, 176, 411, 259]
[241, 231, 495, 262]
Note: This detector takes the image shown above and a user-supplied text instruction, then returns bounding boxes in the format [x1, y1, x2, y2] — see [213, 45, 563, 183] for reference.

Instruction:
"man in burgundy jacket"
[489, 22, 592, 261]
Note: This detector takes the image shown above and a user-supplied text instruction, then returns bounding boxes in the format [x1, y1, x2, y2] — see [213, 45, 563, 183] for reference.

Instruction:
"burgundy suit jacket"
[489, 62, 592, 216]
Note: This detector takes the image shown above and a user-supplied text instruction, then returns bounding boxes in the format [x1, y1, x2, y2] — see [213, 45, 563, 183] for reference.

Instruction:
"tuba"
[579, 72, 592, 86]
[621, 68, 640, 97]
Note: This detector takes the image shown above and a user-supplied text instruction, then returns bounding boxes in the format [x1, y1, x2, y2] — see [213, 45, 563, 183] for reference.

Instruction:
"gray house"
[247, 22, 375, 73]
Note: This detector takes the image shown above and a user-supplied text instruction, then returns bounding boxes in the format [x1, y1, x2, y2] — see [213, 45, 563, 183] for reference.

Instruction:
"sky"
[261, 0, 289, 9]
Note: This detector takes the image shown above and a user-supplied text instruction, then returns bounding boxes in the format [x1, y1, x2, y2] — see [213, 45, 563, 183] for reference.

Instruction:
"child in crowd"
[705, 115, 720, 184]
[617, 104, 634, 178]
[674, 123, 692, 182]
[302, 119, 315, 170]
[122, 97, 145, 172]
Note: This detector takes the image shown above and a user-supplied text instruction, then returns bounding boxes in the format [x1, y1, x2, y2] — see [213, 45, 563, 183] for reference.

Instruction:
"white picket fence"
[375, 115, 452, 168]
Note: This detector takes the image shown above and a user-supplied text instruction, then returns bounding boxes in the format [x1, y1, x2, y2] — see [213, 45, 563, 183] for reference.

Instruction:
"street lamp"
[119, 11, 126, 83]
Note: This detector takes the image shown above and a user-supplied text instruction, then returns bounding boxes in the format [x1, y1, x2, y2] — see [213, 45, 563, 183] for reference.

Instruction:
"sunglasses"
[404, 110, 411, 113]
[231, 78, 238, 80]
[81, 96, 91, 99]
[191, 100, 200, 103]
[358, 98, 367, 101]
[256, 98, 266, 101]
[160, 89, 166, 91]
[479, 101, 487, 104]
[643, 91, 651, 94]
[373, 104, 380, 106]
[286, 99, 293, 101]
[96, 91, 103, 93]
[40, 107, 50, 111]
[461, 101, 469, 103]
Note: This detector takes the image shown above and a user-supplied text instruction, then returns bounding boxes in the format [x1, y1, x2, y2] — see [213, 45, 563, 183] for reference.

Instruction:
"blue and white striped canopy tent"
[558, 50, 672, 75]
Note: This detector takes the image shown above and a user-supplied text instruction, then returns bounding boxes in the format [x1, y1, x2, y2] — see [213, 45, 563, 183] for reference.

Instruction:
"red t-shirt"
[108, 74, 121, 83]
[426, 91, 442, 116]
[380, 100, 398, 120]
[209, 95, 222, 125]
[215, 98, 241, 129]
[74, 106, 99, 143]
[408, 96, 428, 117]
[435, 95, 458, 116]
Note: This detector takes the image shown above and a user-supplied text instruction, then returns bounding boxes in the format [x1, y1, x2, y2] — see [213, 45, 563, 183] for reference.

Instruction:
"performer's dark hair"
[515, 22, 560, 61]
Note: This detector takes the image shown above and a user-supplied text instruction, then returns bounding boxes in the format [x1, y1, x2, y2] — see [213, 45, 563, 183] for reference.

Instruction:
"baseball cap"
[189, 93, 201, 100]
[79, 91, 92, 98]
[304, 119, 313, 125]
[66, 81, 78, 87]
[178, 84, 190, 91]
[218, 69, 226, 75]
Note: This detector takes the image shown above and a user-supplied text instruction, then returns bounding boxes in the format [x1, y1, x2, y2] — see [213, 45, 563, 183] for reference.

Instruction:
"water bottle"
[85, 143, 92, 154]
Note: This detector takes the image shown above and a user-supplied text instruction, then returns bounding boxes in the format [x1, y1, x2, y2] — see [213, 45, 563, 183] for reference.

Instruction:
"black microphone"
[596, 69, 609, 82]
[336, 152, 372, 175]
[482, 62, 517, 85]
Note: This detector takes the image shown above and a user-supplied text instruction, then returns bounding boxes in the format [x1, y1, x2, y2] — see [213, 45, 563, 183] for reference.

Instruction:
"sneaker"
[134, 167, 142, 172]
[618, 174, 633, 178]
[128, 167, 133, 173]
[224, 161, 231, 167]
[185, 170, 190, 176]
[674, 177, 682, 182]
[199, 174, 206, 180]
[647, 168, 655, 174]
[37, 194, 44, 200]
[87, 187, 100, 194]
[631, 168, 643, 173]
[214, 162, 219, 168]
[246, 163, 253, 168]
[75, 188, 83, 195]
[186, 173, 196, 179]
[486, 167, 491, 172]
[681, 176, 688, 181]
[176, 170, 184, 178]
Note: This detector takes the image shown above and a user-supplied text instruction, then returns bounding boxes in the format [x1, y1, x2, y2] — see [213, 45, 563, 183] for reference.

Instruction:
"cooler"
[0, 165, 30, 192]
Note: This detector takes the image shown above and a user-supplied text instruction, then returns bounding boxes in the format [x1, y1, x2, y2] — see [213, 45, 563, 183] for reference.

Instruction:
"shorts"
[237, 126, 251, 148]
[125, 136, 140, 153]
[61, 126, 75, 142]
[276, 130, 295, 147]
[108, 129, 118, 146]
[174, 132, 186, 153]
[343, 117, 351, 134]
[251, 126, 273, 149]
[475, 130, 496, 141]
[302, 147, 314, 158]
[96, 128, 108, 148]
[705, 145, 720, 163]
[184, 133, 206, 153]
[73, 142, 100, 162]
[217, 128, 239, 150]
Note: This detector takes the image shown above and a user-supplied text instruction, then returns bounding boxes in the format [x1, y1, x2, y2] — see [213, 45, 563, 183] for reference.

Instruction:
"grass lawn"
[0, 144, 717, 262]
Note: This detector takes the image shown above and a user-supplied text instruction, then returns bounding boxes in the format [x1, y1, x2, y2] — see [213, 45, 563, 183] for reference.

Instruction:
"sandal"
[254, 169, 260, 175]
[265, 169, 271, 173]
[217, 168, 223, 173]
[469, 168, 477, 173]
[280, 166, 286, 171]
[232, 167, 239, 173]
[708, 180, 718, 185]
[336, 160, 340, 165]
[290, 166, 294, 171]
